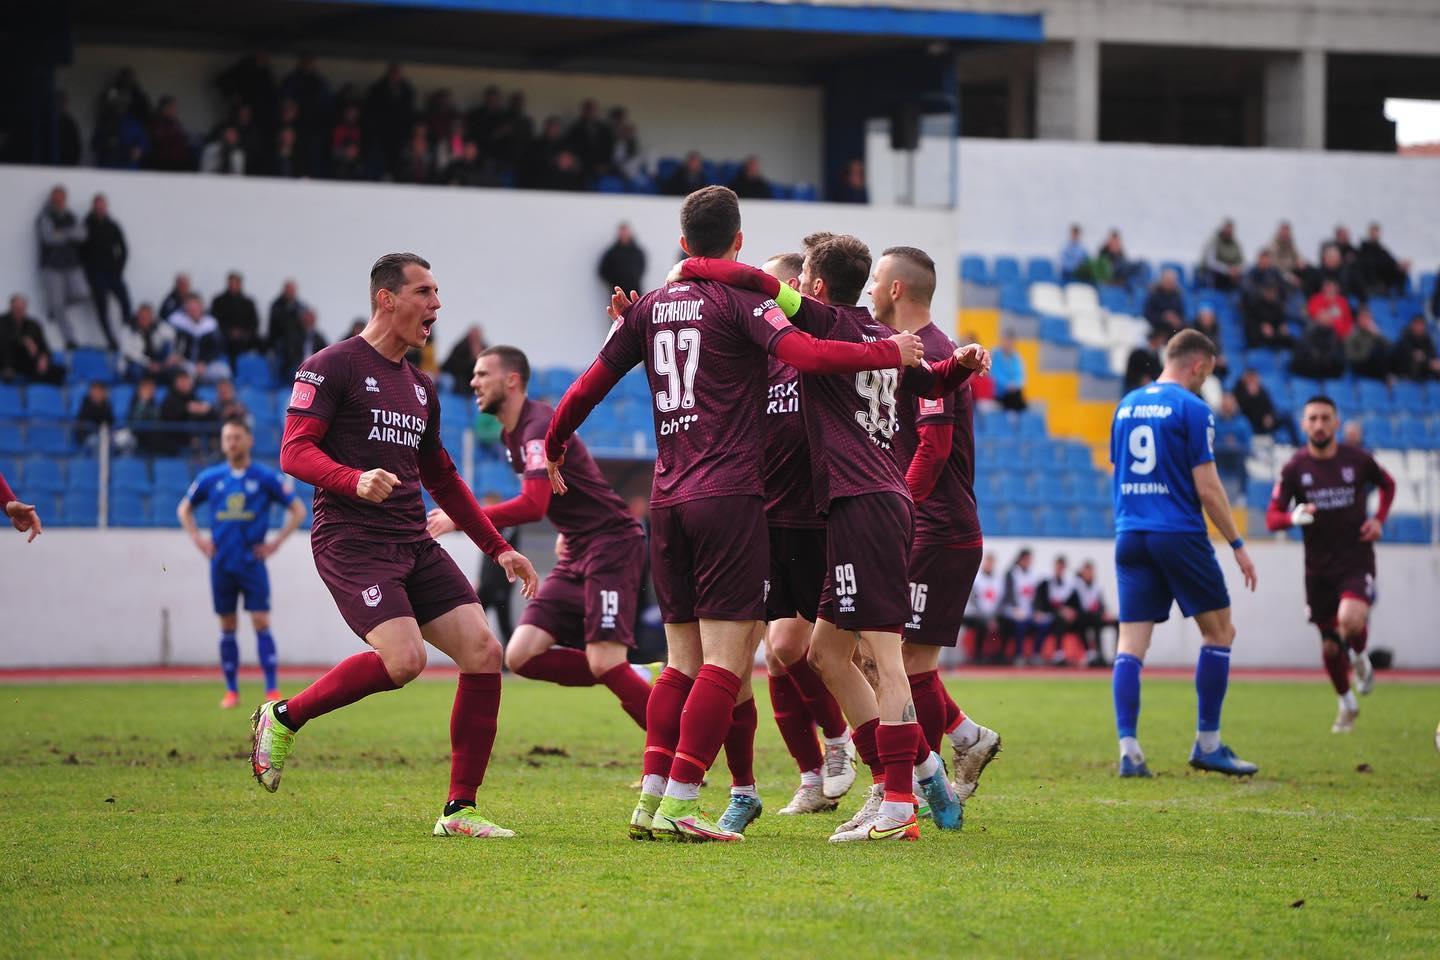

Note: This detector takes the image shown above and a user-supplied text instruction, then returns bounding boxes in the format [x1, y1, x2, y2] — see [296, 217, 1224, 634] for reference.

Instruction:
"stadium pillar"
[1264, 48, 1326, 150]
[1036, 38, 1098, 142]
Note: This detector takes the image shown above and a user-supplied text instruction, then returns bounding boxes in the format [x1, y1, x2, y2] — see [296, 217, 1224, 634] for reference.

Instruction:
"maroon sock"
[908, 670, 945, 755]
[1322, 640, 1351, 695]
[877, 722, 920, 804]
[787, 655, 848, 739]
[724, 698, 758, 787]
[852, 717, 884, 780]
[448, 672, 501, 804]
[769, 673, 823, 772]
[514, 647, 598, 687]
[598, 662, 650, 729]
[668, 665, 742, 786]
[642, 667, 692, 780]
[1348, 628, 1368, 655]
[284, 651, 398, 727]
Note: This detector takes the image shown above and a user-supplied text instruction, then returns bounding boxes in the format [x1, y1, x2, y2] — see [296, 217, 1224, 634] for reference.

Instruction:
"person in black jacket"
[74, 380, 115, 447]
[210, 272, 261, 368]
[1142, 270, 1185, 336]
[598, 223, 646, 299]
[728, 156, 771, 199]
[661, 151, 707, 196]
[80, 193, 130, 348]
[1356, 222, 1410, 298]
[1124, 329, 1165, 392]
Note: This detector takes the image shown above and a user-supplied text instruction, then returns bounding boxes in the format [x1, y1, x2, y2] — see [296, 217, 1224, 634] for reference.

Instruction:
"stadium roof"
[69, 0, 1042, 82]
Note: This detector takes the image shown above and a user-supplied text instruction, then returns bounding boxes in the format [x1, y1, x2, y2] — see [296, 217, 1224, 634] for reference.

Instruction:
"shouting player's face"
[383, 264, 442, 349]
[1303, 401, 1337, 449]
[472, 353, 509, 415]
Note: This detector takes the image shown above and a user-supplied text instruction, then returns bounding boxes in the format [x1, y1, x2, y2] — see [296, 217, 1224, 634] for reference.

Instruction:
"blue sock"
[1195, 645, 1231, 738]
[219, 633, 239, 693]
[256, 629, 278, 692]
[1112, 653, 1142, 739]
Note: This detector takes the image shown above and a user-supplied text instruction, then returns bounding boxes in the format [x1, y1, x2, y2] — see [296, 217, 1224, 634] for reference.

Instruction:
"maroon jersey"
[893, 322, 981, 547]
[790, 300, 927, 513]
[597, 279, 795, 507]
[503, 397, 642, 551]
[1270, 444, 1389, 577]
[763, 357, 822, 528]
[287, 337, 440, 544]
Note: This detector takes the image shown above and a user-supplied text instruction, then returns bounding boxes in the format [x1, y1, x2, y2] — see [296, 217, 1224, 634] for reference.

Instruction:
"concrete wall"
[0, 164, 955, 366]
[59, 45, 824, 188]
[2, 531, 1436, 669]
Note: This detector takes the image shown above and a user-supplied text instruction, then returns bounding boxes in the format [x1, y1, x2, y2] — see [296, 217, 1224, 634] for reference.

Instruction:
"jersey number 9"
[1128, 424, 1157, 476]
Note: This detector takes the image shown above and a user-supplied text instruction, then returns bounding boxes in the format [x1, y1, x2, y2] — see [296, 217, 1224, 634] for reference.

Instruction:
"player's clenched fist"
[356, 468, 401, 503]
[953, 343, 991, 374]
[890, 331, 924, 367]
[498, 549, 540, 599]
[426, 507, 457, 538]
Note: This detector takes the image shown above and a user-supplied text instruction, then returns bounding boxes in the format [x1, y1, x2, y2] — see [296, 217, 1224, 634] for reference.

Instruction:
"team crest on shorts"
[361, 584, 383, 607]
[414, 383, 428, 406]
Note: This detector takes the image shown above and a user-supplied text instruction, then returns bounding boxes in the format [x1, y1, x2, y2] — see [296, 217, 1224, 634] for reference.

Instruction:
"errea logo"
[365, 376, 380, 393]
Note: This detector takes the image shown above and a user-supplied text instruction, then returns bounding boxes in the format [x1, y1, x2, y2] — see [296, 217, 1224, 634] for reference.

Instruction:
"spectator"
[119, 303, 181, 383]
[398, 120, 435, 184]
[1356, 222, 1410, 298]
[1142, 269, 1185, 335]
[330, 101, 364, 179]
[216, 51, 278, 135]
[228, 103, 263, 169]
[53, 92, 82, 166]
[999, 549, 1041, 665]
[1094, 229, 1137, 287]
[1199, 218, 1244, 290]
[1235, 368, 1282, 437]
[91, 87, 150, 169]
[464, 86, 506, 151]
[989, 331, 1027, 411]
[1070, 561, 1111, 668]
[831, 158, 867, 204]
[199, 124, 246, 174]
[159, 272, 195, 321]
[1269, 220, 1309, 291]
[1306, 278, 1354, 340]
[159, 369, 215, 455]
[167, 293, 229, 382]
[520, 116, 567, 189]
[1191, 307, 1229, 381]
[210, 272, 262, 367]
[963, 553, 1003, 664]
[363, 62, 416, 179]
[1307, 243, 1359, 299]
[1390, 315, 1440, 381]
[147, 96, 193, 171]
[73, 381, 115, 447]
[267, 279, 304, 357]
[662, 151, 707, 196]
[98, 66, 152, 128]
[0, 294, 67, 384]
[35, 184, 89, 349]
[598, 222, 646, 298]
[214, 379, 249, 425]
[277, 307, 328, 379]
[566, 99, 613, 176]
[127, 376, 165, 455]
[1291, 307, 1346, 380]
[1059, 224, 1089, 283]
[80, 192, 129, 349]
[280, 53, 333, 170]
[1212, 393, 1252, 499]
[1342, 420, 1365, 448]
[441, 325, 488, 394]
[729, 156, 771, 199]
[423, 88, 463, 171]
[537, 149, 585, 192]
[1125, 329, 1165, 392]
[260, 124, 303, 178]
[1329, 225, 1359, 267]
[1241, 248, 1291, 348]
[1432, 262, 1440, 320]
[1034, 555, 1077, 667]
[1345, 306, 1391, 380]
[609, 109, 645, 184]
[491, 92, 534, 172]
[444, 139, 500, 187]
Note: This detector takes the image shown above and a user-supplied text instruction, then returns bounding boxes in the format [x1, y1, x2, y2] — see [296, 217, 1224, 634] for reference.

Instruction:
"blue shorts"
[1115, 530, 1229, 623]
[211, 562, 271, 615]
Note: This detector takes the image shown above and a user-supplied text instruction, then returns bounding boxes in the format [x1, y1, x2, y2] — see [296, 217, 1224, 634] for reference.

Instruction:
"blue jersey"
[1110, 381, 1215, 534]
[186, 463, 297, 570]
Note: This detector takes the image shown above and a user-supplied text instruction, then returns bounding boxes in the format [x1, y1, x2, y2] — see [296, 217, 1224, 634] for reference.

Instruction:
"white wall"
[2, 532, 1436, 669]
[59, 45, 823, 188]
[0, 164, 956, 366]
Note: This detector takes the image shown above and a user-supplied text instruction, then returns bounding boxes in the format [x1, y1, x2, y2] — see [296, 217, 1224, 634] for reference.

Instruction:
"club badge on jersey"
[414, 384, 428, 406]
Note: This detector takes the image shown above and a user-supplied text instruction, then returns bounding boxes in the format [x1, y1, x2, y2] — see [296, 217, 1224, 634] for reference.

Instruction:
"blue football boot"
[916, 753, 963, 830]
[717, 792, 763, 834]
[1188, 742, 1258, 777]
[1119, 754, 1153, 778]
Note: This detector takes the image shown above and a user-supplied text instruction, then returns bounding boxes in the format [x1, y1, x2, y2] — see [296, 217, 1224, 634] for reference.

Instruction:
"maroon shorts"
[519, 533, 645, 648]
[650, 494, 767, 622]
[1305, 565, 1377, 626]
[903, 542, 984, 647]
[313, 536, 478, 640]
[817, 492, 914, 632]
[766, 524, 826, 623]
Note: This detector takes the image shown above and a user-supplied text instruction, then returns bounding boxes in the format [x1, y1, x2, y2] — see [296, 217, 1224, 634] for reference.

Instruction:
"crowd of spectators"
[962, 549, 1114, 667]
[30, 56, 862, 202]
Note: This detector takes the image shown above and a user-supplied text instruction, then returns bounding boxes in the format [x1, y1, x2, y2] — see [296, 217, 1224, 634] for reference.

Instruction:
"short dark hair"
[1303, 394, 1337, 413]
[221, 415, 252, 434]
[679, 186, 740, 257]
[480, 345, 531, 388]
[764, 252, 804, 281]
[1164, 328, 1217, 364]
[370, 252, 430, 309]
[800, 231, 835, 254]
[880, 245, 936, 305]
[806, 235, 871, 306]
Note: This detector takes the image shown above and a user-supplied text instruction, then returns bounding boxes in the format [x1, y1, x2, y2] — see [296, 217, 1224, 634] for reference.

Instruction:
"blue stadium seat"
[24, 457, 64, 495]
[992, 257, 1022, 285]
[1098, 286, 1134, 314]
[986, 507, 1014, 538]
[27, 424, 71, 455]
[1242, 349, 1281, 375]
[1026, 258, 1056, 284]
[253, 425, 281, 458]
[1363, 417, 1396, 448]
[67, 458, 99, 492]
[1038, 316, 1074, 345]
[997, 282, 1032, 315]
[1357, 380, 1395, 415]
[24, 384, 67, 419]
[59, 490, 99, 526]
[153, 458, 192, 491]
[235, 354, 274, 389]
[1398, 418, 1428, 450]
[1017, 410, 1048, 439]
[1065, 444, 1094, 470]
[1392, 381, 1426, 415]
[0, 425, 24, 456]
[108, 493, 149, 527]
[767, 183, 793, 200]
[656, 157, 680, 183]
[1008, 507, 1040, 537]
[595, 175, 627, 194]
[1389, 515, 1431, 544]
[1078, 347, 1114, 378]
[1245, 479, 1273, 508]
[111, 458, 151, 494]
[960, 255, 988, 284]
[1077, 511, 1110, 538]
[1038, 474, 1068, 504]
[0, 455, 18, 484]
[0, 384, 21, 418]
[70, 349, 116, 384]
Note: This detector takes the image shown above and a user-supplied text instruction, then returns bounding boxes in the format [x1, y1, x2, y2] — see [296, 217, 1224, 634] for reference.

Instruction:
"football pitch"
[2, 675, 1436, 958]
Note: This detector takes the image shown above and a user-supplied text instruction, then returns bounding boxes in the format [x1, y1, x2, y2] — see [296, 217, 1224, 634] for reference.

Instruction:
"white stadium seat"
[1064, 282, 1100, 314]
[1029, 281, 1065, 316]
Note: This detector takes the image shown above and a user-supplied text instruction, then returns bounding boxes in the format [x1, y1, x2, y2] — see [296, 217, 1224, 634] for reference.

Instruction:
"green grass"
[1, 676, 1437, 959]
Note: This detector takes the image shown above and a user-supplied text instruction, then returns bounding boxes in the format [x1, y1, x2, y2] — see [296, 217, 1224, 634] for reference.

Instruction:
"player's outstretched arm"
[1193, 460, 1257, 591]
[543, 358, 626, 493]
[1, 472, 42, 543]
[906, 422, 953, 503]
[176, 498, 214, 558]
